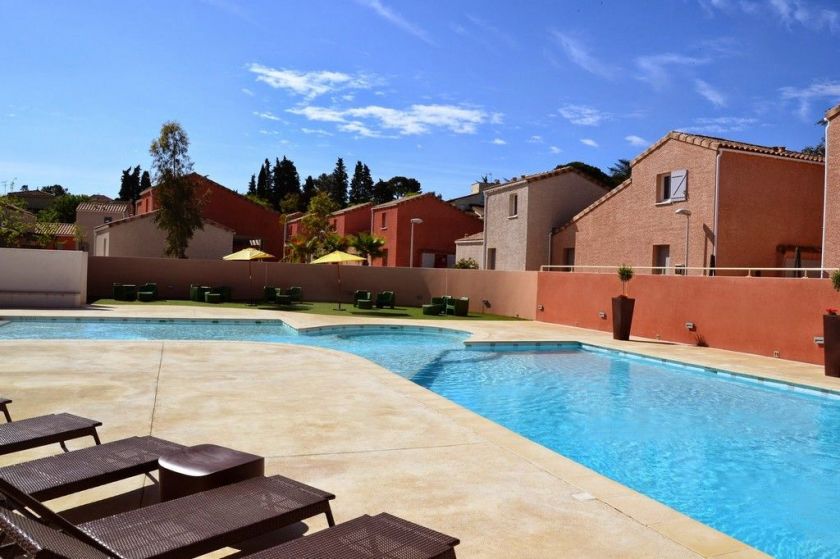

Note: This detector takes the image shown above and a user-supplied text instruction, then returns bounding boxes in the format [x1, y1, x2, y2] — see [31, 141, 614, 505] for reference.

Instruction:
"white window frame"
[508, 193, 518, 218]
[656, 169, 687, 204]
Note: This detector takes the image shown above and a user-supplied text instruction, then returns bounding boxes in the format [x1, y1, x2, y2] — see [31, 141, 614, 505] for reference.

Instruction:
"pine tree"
[349, 161, 365, 204]
[361, 164, 374, 202]
[300, 175, 316, 212]
[247, 174, 257, 195]
[256, 161, 268, 200]
[118, 167, 133, 201]
[330, 157, 348, 207]
[276, 156, 301, 200]
[140, 170, 152, 193]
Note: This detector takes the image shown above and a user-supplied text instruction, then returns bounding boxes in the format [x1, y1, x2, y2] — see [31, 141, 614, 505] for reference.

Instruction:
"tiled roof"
[331, 202, 372, 216]
[8, 190, 54, 199]
[35, 222, 77, 236]
[485, 165, 612, 195]
[827, 103, 840, 121]
[632, 131, 825, 166]
[94, 210, 236, 233]
[76, 201, 132, 214]
[371, 192, 434, 210]
[455, 232, 484, 243]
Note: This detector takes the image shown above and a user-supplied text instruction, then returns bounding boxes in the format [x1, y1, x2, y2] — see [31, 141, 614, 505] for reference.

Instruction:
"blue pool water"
[2, 318, 840, 558]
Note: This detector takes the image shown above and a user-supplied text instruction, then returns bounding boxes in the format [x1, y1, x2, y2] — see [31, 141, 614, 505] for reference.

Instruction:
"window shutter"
[670, 169, 687, 201]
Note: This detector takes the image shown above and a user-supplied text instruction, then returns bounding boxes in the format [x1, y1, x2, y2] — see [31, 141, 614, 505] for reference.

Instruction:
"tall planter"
[611, 296, 635, 341]
[824, 314, 840, 377]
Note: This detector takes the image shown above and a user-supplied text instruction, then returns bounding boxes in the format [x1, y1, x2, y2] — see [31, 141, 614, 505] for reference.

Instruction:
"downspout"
[547, 227, 555, 268]
[482, 189, 488, 269]
[822, 118, 831, 272]
[712, 150, 721, 274]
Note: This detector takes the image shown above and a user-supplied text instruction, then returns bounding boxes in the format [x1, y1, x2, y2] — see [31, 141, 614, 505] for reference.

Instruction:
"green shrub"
[832, 269, 840, 292]
[454, 257, 479, 269]
[617, 264, 634, 296]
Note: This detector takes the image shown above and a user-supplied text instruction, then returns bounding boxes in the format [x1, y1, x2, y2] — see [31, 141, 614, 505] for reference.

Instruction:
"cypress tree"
[130, 166, 141, 201]
[349, 161, 365, 205]
[300, 175, 316, 212]
[276, 156, 301, 200]
[247, 174, 257, 195]
[118, 167, 132, 201]
[256, 161, 268, 200]
[269, 158, 283, 209]
[140, 170, 152, 193]
[330, 157, 348, 207]
[361, 164, 374, 202]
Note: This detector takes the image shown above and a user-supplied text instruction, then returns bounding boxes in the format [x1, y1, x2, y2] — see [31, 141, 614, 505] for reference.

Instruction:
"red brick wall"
[716, 151, 824, 269]
[370, 195, 483, 267]
[824, 114, 840, 269]
[537, 272, 833, 364]
[331, 204, 372, 237]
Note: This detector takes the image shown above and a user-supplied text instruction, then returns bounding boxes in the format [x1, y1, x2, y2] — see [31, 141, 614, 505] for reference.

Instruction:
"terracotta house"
[135, 173, 283, 255]
[553, 132, 825, 274]
[479, 167, 610, 271]
[35, 223, 79, 250]
[75, 201, 132, 251]
[93, 211, 234, 259]
[328, 202, 372, 237]
[822, 103, 840, 270]
[370, 194, 483, 268]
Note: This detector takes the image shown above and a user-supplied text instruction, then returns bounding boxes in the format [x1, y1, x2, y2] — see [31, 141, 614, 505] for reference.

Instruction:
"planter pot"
[611, 296, 635, 341]
[824, 314, 840, 377]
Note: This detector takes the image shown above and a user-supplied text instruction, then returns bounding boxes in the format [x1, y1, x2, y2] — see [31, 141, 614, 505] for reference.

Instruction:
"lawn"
[92, 299, 521, 321]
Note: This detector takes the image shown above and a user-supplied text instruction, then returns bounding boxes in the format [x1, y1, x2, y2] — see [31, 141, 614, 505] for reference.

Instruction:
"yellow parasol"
[223, 247, 276, 304]
[310, 250, 365, 309]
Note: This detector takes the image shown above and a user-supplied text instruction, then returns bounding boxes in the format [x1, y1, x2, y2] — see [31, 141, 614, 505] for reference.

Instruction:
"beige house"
[482, 167, 610, 270]
[76, 201, 132, 251]
[454, 232, 484, 268]
[93, 211, 234, 259]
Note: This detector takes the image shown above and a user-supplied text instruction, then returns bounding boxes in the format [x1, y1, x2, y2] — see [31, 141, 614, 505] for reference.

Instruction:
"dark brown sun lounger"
[243, 512, 459, 559]
[0, 475, 335, 559]
[0, 413, 101, 456]
[0, 436, 185, 503]
[0, 397, 12, 422]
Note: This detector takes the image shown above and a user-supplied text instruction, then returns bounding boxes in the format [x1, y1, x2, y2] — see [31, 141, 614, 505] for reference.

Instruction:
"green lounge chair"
[446, 297, 470, 317]
[354, 290, 372, 308]
[263, 285, 277, 302]
[287, 286, 303, 303]
[375, 291, 395, 309]
[137, 283, 157, 302]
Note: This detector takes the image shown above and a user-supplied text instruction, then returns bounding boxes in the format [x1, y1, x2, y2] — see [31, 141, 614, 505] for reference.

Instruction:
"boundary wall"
[0, 248, 87, 307]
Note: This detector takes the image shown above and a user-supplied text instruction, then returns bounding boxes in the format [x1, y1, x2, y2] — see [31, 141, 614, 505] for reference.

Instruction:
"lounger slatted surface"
[0, 413, 101, 455]
[243, 513, 459, 559]
[0, 511, 110, 559]
[0, 436, 185, 501]
[0, 475, 336, 559]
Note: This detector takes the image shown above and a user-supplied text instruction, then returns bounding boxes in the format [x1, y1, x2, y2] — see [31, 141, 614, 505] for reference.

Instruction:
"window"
[380, 212, 387, 229]
[656, 170, 687, 203]
[104, 216, 112, 223]
[653, 245, 670, 274]
[508, 193, 518, 217]
[486, 248, 497, 270]
[563, 248, 575, 272]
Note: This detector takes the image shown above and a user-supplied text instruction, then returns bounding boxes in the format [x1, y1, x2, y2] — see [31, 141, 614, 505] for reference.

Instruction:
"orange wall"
[371, 195, 483, 267]
[330, 204, 372, 237]
[537, 272, 833, 364]
[716, 151, 824, 268]
[88, 256, 537, 319]
[824, 115, 840, 268]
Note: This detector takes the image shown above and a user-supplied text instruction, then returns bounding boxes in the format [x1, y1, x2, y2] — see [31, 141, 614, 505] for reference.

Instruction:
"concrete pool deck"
[4, 305, 834, 557]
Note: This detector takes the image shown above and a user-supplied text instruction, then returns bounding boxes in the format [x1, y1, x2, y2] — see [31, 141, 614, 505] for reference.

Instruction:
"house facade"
[482, 167, 609, 271]
[454, 232, 484, 268]
[328, 202, 372, 237]
[553, 132, 825, 274]
[370, 194, 483, 268]
[75, 201, 132, 251]
[93, 211, 234, 259]
[7, 189, 55, 212]
[135, 173, 283, 255]
[822, 104, 840, 269]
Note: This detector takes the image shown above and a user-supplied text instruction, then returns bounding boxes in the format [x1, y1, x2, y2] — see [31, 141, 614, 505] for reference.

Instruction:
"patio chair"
[137, 283, 157, 302]
[375, 290, 395, 309]
[263, 285, 277, 303]
[287, 286, 303, 303]
[0, 436, 185, 503]
[0, 413, 101, 456]
[241, 513, 460, 559]
[446, 297, 470, 317]
[0, 475, 335, 559]
[354, 290, 372, 308]
[1, 396, 11, 422]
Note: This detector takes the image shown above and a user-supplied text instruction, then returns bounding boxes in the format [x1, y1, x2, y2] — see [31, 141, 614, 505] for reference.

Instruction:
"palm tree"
[608, 159, 631, 186]
[348, 232, 386, 265]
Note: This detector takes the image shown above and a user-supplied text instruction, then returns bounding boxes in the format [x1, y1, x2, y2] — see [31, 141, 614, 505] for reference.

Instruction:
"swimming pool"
[2, 317, 839, 558]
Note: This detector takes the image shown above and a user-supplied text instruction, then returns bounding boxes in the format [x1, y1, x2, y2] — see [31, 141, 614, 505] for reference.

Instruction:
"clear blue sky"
[1, 0, 838, 199]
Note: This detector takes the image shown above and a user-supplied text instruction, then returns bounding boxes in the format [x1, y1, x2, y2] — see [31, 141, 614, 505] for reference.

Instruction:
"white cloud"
[248, 64, 373, 99]
[465, 14, 518, 49]
[549, 146, 562, 154]
[491, 138, 506, 145]
[355, 0, 436, 45]
[288, 103, 491, 136]
[301, 128, 333, 136]
[529, 135, 543, 143]
[625, 135, 649, 147]
[780, 80, 840, 118]
[768, 0, 839, 32]
[490, 112, 504, 124]
[635, 53, 709, 89]
[580, 138, 599, 148]
[258, 129, 279, 136]
[253, 111, 281, 121]
[682, 116, 759, 134]
[558, 104, 612, 126]
[695, 79, 727, 107]
[550, 31, 617, 79]
[241, 88, 254, 96]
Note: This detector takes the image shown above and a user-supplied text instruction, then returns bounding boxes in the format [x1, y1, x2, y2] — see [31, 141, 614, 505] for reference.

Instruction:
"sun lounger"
[242, 513, 460, 559]
[0, 475, 336, 559]
[0, 436, 185, 503]
[0, 396, 11, 422]
[0, 413, 101, 456]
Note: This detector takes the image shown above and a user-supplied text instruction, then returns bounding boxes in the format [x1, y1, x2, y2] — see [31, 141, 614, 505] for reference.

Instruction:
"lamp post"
[675, 208, 691, 275]
[409, 218, 423, 268]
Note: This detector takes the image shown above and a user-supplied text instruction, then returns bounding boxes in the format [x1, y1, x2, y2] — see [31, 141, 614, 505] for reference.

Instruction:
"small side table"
[158, 444, 265, 501]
